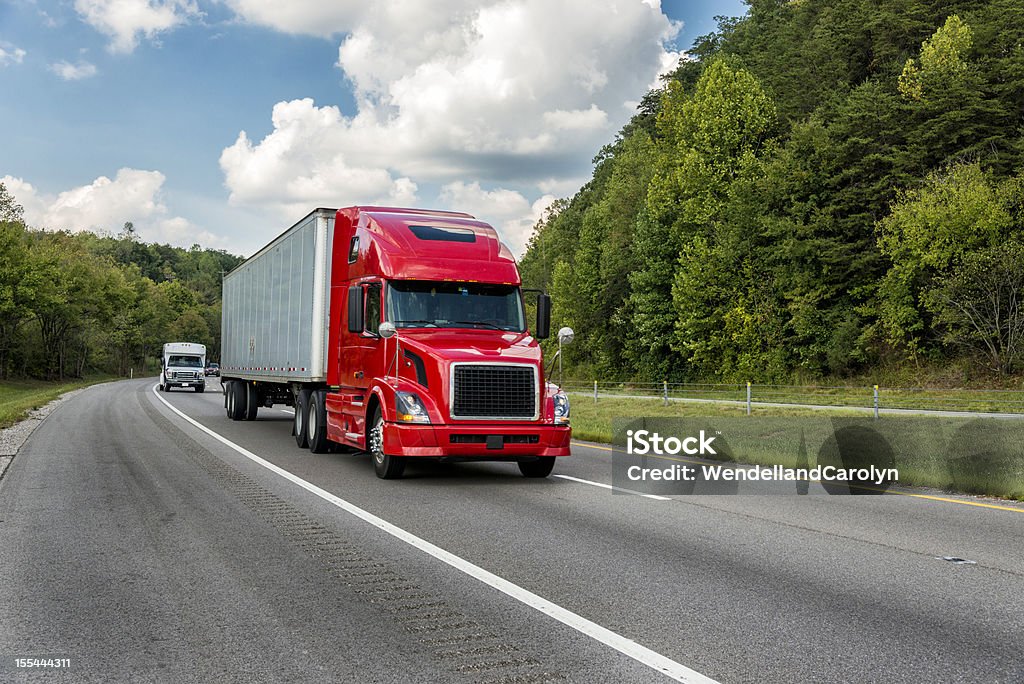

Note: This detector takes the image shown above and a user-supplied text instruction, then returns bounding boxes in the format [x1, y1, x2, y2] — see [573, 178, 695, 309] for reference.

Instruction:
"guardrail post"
[594, 380, 598, 403]
[746, 382, 752, 416]
[873, 385, 880, 420]
[663, 380, 668, 406]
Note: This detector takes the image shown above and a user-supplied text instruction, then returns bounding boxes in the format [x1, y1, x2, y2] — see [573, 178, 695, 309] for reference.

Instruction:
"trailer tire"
[244, 383, 259, 420]
[518, 457, 555, 478]
[294, 390, 311, 448]
[370, 407, 405, 479]
[308, 391, 330, 454]
[227, 381, 247, 421]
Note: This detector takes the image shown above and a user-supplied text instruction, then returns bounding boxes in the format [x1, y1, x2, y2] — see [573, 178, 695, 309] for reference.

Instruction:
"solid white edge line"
[553, 474, 672, 501]
[150, 384, 716, 684]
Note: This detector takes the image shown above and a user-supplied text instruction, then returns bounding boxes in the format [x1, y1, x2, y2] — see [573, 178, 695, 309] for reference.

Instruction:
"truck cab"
[160, 342, 207, 393]
[326, 208, 571, 477]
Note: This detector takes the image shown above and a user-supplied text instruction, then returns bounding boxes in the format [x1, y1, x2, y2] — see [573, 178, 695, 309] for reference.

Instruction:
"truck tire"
[244, 383, 259, 420]
[227, 381, 247, 421]
[308, 391, 330, 454]
[294, 390, 311, 448]
[370, 407, 406, 479]
[518, 457, 555, 478]
[195, 385, 204, 393]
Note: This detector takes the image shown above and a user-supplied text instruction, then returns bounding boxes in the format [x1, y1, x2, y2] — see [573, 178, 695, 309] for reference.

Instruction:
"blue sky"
[1, 0, 746, 256]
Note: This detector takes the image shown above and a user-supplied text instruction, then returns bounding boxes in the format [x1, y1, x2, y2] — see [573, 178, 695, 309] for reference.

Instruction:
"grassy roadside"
[569, 397, 1024, 501]
[0, 376, 119, 429]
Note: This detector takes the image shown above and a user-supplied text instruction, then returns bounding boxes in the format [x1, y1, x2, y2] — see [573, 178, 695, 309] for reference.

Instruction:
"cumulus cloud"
[440, 182, 556, 254]
[49, 60, 98, 80]
[74, 0, 200, 53]
[218, 99, 419, 217]
[0, 44, 27, 66]
[220, 0, 680, 255]
[1, 169, 223, 248]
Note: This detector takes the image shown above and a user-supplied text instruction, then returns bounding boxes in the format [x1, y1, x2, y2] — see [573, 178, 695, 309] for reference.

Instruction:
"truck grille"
[451, 364, 537, 420]
[171, 370, 198, 380]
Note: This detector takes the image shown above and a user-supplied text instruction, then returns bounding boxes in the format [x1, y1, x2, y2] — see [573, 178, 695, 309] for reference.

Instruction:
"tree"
[0, 182, 24, 224]
[928, 242, 1024, 374]
[877, 162, 1020, 364]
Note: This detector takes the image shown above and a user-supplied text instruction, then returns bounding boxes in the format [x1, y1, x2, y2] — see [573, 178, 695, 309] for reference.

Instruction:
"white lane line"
[150, 384, 715, 684]
[279, 408, 295, 414]
[553, 474, 671, 501]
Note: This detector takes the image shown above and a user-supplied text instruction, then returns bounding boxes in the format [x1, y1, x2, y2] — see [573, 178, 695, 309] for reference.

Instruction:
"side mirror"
[378, 322, 397, 339]
[558, 327, 574, 345]
[347, 286, 363, 333]
[536, 293, 551, 339]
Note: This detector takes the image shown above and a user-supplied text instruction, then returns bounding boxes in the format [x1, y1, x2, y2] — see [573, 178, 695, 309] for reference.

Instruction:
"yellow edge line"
[569, 441, 1024, 514]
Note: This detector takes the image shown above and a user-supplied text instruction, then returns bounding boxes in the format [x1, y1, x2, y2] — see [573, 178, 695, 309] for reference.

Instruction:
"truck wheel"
[370, 408, 405, 479]
[308, 391, 330, 454]
[244, 383, 259, 420]
[228, 381, 247, 421]
[518, 457, 555, 478]
[195, 385, 205, 394]
[294, 390, 311, 448]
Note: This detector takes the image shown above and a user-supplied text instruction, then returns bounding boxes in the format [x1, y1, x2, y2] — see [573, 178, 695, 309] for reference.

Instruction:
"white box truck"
[159, 342, 207, 393]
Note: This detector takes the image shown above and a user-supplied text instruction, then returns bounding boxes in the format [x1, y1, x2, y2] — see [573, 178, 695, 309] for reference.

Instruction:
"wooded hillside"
[520, 0, 1024, 383]
[0, 187, 242, 380]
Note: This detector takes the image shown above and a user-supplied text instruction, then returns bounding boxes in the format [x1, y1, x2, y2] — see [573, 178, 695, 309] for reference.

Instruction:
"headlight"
[395, 391, 431, 423]
[553, 391, 570, 425]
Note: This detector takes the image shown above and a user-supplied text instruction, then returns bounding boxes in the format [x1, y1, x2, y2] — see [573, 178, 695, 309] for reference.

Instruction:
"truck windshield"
[168, 355, 203, 368]
[387, 281, 525, 332]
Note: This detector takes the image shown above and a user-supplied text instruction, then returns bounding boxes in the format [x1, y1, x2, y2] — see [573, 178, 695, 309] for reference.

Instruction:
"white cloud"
[221, 0, 364, 37]
[49, 60, 98, 80]
[440, 182, 556, 254]
[220, 1, 681, 256]
[1, 169, 223, 248]
[0, 45, 27, 67]
[74, 0, 200, 53]
[218, 98, 419, 217]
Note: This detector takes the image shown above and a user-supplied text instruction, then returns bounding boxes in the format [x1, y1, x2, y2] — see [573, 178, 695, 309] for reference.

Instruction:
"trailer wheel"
[294, 390, 311, 448]
[227, 381, 247, 421]
[518, 457, 555, 478]
[370, 407, 406, 479]
[244, 383, 259, 420]
[307, 391, 330, 453]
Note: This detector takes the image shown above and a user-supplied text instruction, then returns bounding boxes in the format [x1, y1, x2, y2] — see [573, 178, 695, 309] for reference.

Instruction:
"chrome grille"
[451, 364, 537, 420]
[171, 370, 198, 380]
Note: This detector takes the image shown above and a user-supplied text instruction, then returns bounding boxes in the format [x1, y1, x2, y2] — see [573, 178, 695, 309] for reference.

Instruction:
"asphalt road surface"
[1, 379, 1022, 683]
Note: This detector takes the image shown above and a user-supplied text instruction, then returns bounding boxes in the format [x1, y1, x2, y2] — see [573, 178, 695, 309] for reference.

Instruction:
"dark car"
[204, 362, 220, 377]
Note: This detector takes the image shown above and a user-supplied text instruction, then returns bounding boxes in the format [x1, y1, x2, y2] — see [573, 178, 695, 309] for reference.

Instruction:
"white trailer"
[159, 342, 207, 393]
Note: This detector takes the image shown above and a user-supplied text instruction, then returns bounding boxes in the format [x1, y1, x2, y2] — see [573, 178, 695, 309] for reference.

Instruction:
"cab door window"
[364, 283, 381, 335]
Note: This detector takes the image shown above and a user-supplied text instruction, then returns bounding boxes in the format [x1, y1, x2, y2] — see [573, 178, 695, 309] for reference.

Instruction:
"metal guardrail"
[559, 381, 1024, 417]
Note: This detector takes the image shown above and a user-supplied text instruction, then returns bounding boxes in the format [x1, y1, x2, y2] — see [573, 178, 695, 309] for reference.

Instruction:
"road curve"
[1, 379, 1022, 683]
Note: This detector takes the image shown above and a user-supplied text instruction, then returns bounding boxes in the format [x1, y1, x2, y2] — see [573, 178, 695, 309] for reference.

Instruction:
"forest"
[0, 187, 242, 380]
[520, 0, 1024, 384]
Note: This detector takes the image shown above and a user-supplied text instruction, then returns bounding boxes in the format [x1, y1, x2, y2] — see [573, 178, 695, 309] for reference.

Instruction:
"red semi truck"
[220, 207, 572, 478]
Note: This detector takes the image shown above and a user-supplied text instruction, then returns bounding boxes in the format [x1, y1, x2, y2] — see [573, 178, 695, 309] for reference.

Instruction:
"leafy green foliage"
[521, 2, 1024, 382]
[0, 208, 242, 379]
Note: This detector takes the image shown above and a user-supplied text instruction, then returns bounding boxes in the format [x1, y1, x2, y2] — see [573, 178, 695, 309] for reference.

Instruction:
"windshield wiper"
[393, 319, 438, 327]
[450, 320, 506, 330]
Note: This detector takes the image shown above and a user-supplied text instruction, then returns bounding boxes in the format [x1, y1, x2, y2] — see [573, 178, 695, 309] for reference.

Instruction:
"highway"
[1, 379, 1022, 682]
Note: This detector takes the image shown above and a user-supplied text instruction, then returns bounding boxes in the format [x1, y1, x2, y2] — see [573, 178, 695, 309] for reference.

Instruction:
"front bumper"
[166, 378, 205, 387]
[383, 423, 571, 458]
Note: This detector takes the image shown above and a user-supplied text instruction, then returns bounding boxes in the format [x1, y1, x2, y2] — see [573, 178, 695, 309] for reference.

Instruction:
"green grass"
[569, 396, 1024, 501]
[563, 382, 1024, 415]
[0, 376, 118, 429]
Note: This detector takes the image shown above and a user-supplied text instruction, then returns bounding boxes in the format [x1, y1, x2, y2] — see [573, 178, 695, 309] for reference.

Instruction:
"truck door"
[340, 282, 382, 391]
